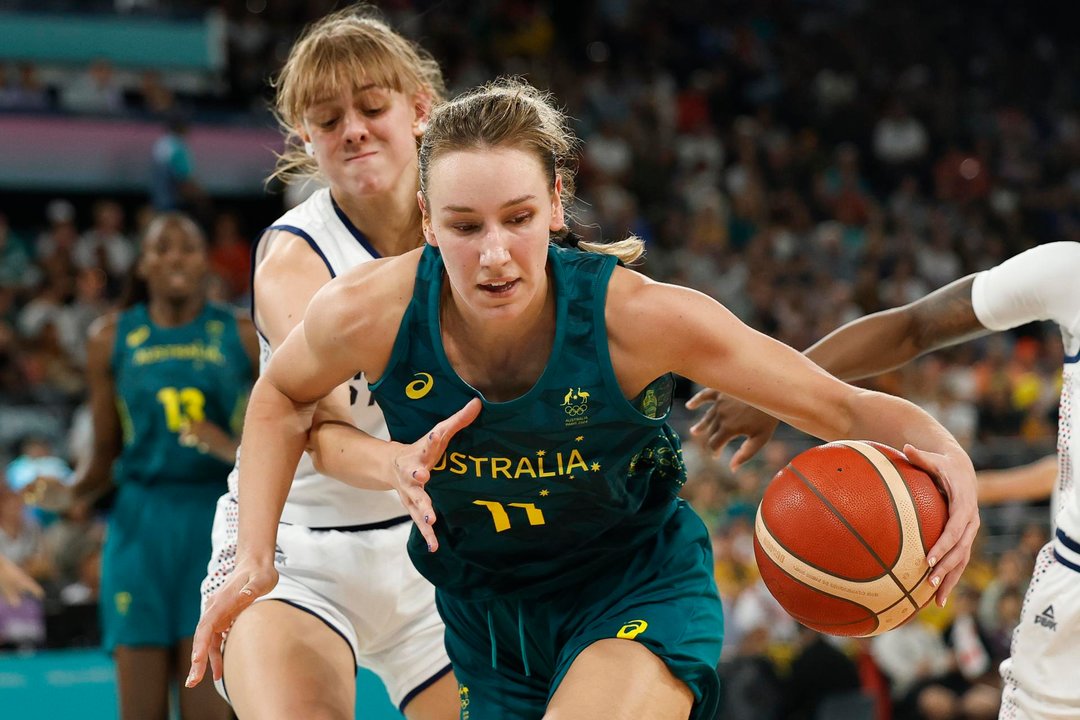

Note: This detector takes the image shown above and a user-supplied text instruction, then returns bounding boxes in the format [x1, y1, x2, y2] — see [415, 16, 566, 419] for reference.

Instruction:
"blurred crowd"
[2, 1, 1075, 717]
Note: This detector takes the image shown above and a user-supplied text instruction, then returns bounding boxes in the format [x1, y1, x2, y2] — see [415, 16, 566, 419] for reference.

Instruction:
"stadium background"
[0, 0, 1075, 717]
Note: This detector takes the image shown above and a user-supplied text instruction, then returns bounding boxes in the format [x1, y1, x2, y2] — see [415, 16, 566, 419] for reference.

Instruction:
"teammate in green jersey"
[192, 80, 980, 720]
[60, 213, 256, 720]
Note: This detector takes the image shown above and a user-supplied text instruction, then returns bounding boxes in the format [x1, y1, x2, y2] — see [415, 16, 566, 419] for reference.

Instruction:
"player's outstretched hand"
[902, 444, 980, 607]
[187, 561, 278, 688]
[685, 388, 779, 470]
[390, 398, 482, 553]
[0, 555, 44, 607]
[179, 420, 238, 463]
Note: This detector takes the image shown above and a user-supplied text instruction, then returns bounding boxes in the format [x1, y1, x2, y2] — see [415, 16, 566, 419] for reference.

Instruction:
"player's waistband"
[281, 515, 411, 533]
[1053, 528, 1080, 574]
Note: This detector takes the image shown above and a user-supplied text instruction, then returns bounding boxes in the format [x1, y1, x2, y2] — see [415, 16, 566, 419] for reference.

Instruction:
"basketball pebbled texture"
[754, 440, 948, 636]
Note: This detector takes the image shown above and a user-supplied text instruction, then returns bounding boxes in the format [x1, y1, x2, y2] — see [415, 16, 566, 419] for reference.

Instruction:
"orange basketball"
[753, 440, 948, 636]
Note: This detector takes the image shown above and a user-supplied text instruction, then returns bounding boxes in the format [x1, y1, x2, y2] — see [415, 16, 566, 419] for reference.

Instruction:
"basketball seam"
[833, 442, 933, 611]
[788, 463, 920, 612]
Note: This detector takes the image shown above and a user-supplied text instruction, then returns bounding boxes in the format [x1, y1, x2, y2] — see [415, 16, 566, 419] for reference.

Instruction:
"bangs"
[285, 34, 413, 122]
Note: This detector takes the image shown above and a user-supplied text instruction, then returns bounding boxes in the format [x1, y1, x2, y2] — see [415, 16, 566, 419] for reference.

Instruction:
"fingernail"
[942, 595, 948, 608]
[930, 576, 940, 588]
[424, 514, 430, 524]
[427, 543, 433, 552]
[428, 433, 434, 440]
[412, 470, 418, 479]
[928, 556, 937, 567]
[185, 673, 196, 687]
[240, 587, 253, 596]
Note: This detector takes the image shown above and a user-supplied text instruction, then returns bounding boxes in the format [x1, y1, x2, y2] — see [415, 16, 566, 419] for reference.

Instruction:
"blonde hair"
[418, 78, 644, 264]
[270, 4, 446, 185]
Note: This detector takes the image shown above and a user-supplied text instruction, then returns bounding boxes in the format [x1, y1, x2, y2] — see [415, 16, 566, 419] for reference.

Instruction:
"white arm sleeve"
[971, 242, 1080, 339]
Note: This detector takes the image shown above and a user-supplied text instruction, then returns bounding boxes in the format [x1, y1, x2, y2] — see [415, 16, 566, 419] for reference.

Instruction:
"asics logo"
[617, 619, 648, 639]
[406, 372, 434, 399]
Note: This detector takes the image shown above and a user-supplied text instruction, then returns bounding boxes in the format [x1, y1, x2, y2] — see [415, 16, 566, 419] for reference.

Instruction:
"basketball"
[753, 440, 948, 637]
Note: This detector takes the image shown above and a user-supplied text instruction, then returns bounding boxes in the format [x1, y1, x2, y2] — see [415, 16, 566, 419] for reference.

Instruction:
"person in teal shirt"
[33, 212, 257, 720]
[192, 80, 980, 720]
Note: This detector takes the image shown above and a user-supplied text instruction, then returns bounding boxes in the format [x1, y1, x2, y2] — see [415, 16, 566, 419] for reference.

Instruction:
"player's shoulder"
[325, 246, 422, 305]
[991, 241, 1080, 278]
[306, 248, 423, 342]
[977, 242, 1080, 301]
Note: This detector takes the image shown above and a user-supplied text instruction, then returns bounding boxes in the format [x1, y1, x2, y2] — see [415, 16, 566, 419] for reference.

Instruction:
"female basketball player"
[194, 7, 459, 719]
[77, 212, 256, 720]
[686, 240, 1080, 718]
[191, 80, 979, 719]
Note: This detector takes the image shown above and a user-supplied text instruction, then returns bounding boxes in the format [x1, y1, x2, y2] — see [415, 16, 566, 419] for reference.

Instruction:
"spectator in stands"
[150, 113, 202, 214]
[60, 58, 124, 115]
[74, 200, 135, 285]
[782, 626, 863, 720]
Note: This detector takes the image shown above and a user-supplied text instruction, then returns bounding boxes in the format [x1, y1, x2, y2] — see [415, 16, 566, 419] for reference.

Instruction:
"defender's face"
[421, 147, 564, 319]
[301, 83, 425, 198]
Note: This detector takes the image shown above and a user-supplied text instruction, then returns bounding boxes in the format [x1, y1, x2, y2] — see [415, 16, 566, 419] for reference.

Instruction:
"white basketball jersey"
[972, 242, 1080, 554]
[229, 188, 406, 526]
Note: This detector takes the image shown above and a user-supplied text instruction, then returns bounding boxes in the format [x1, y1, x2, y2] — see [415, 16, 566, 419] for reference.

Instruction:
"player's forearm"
[803, 308, 925, 382]
[976, 454, 1057, 504]
[307, 418, 398, 491]
[70, 452, 115, 506]
[235, 376, 316, 564]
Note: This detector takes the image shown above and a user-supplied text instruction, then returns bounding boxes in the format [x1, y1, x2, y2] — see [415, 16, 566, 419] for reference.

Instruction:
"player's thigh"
[114, 645, 171, 720]
[545, 638, 693, 720]
[223, 600, 355, 720]
[401, 670, 460, 720]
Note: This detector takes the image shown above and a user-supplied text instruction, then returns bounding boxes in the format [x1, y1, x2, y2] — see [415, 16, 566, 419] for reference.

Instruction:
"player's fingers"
[186, 625, 212, 686]
[931, 520, 979, 606]
[730, 433, 770, 471]
[689, 410, 718, 437]
[443, 398, 482, 436]
[901, 444, 944, 484]
[419, 399, 482, 468]
[208, 632, 225, 682]
[411, 504, 439, 552]
[707, 429, 738, 457]
[685, 388, 720, 411]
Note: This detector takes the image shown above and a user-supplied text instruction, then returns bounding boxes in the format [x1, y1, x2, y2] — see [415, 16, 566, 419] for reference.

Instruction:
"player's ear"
[412, 90, 433, 139]
[418, 192, 437, 247]
[549, 175, 565, 232]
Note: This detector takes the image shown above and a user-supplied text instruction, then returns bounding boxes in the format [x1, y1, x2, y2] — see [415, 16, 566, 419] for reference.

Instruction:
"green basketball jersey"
[371, 244, 686, 600]
[111, 302, 253, 487]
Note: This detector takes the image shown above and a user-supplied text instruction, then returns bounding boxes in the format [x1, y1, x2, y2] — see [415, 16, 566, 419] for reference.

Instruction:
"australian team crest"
[561, 387, 590, 427]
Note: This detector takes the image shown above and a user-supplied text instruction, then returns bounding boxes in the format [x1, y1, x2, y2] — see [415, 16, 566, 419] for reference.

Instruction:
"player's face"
[421, 146, 564, 320]
[139, 220, 208, 302]
[301, 84, 425, 198]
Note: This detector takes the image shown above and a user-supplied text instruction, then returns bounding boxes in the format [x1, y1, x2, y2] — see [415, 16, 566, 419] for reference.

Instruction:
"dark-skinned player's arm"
[687, 274, 990, 468]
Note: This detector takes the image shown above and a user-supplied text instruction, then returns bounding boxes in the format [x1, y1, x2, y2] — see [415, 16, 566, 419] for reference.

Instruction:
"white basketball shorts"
[999, 532, 1080, 719]
[201, 494, 450, 710]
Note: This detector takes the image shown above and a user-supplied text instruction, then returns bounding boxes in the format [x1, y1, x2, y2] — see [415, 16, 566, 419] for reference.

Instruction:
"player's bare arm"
[608, 268, 979, 603]
[65, 315, 122, 510]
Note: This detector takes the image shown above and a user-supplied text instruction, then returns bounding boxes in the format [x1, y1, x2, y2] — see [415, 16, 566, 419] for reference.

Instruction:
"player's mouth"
[478, 279, 519, 296]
